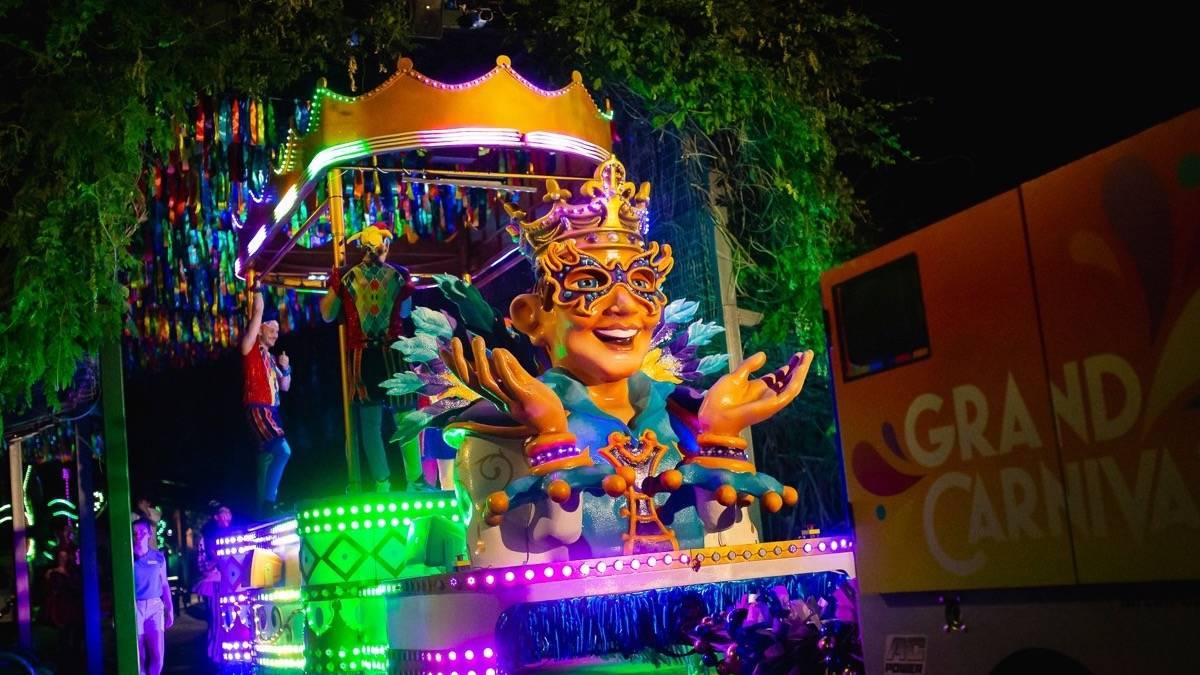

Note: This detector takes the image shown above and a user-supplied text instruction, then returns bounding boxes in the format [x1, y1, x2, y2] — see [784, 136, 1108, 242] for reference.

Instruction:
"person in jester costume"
[320, 223, 430, 492]
[442, 157, 811, 567]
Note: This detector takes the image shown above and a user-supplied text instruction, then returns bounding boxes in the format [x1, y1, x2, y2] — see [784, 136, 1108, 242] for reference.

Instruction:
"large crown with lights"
[505, 156, 652, 261]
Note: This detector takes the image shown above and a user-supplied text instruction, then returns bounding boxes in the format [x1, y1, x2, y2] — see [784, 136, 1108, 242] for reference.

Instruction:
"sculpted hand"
[434, 274, 495, 334]
[443, 336, 605, 525]
[441, 336, 568, 436]
[698, 350, 813, 437]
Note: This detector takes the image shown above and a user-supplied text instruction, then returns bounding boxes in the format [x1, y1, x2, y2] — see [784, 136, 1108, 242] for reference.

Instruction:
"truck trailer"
[821, 110, 1200, 674]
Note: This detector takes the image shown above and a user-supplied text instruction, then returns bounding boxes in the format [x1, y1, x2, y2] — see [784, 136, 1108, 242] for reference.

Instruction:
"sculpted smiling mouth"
[594, 327, 639, 347]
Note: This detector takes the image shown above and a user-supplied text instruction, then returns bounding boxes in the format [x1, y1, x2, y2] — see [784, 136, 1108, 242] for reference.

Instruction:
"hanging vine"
[0, 1, 410, 418]
[512, 0, 904, 355]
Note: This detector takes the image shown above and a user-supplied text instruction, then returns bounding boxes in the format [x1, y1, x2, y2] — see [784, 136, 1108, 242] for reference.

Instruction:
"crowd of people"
[0, 496, 241, 674]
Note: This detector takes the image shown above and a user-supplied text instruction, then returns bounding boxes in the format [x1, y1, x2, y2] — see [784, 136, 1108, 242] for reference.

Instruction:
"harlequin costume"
[329, 257, 413, 405]
[326, 225, 426, 490]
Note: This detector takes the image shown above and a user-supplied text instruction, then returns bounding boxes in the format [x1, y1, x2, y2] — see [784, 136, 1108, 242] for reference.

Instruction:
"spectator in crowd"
[133, 518, 173, 675]
[194, 501, 233, 661]
[43, 546, 84, 671]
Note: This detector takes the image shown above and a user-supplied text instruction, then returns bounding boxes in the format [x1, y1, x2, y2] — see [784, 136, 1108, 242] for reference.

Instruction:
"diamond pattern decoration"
[299, 539, 320, 582]
[372, 530, 412, 579]
[321, 533, 370, 581]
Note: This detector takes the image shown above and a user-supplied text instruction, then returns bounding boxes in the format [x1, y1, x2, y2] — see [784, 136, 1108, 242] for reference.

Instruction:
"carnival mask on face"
[507, 156, 675, 383]
[538, 239, 673, 314]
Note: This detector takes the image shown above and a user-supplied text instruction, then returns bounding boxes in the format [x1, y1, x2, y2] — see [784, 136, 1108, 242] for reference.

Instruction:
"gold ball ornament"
[658, 469, 683, 492]
[602, 475, 628, 497]
[761, 491, 783, 513]
[714, 485, 738, 507]
[546, 480, 571, 503]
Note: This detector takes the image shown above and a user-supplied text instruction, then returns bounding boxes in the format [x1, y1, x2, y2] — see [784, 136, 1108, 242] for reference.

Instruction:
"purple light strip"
[260, 127, 609, 249]
[528, 444, 582, 468]
[403, 537, 854, 598]
[406, 59, 573, 99]
[525, 131, 610, 163]
[213, 519, 301, 557]
[409, 644, 500, 675]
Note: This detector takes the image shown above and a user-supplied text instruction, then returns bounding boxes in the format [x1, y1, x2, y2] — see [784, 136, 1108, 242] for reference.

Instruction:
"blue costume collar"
[540, 368, 676, 434]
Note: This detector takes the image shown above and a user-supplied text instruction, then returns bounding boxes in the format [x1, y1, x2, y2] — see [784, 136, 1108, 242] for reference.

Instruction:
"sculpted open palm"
[441, 336, 569, 436]
[698, 350, 814, 437]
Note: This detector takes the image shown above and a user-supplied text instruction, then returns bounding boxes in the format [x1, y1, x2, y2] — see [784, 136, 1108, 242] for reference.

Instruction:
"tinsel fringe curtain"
[495, 570, 849, 670]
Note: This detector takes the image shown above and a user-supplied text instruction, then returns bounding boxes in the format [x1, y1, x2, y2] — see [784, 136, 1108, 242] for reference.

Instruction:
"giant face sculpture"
[507, 156, 672, 386]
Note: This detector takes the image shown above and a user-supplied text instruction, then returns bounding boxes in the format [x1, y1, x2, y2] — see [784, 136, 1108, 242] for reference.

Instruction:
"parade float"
[219, 56, 857, 674]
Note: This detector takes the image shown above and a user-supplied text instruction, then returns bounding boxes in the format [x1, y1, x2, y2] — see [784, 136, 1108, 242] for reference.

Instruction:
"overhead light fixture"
[456, 4, 495, 29]
[402, 175, 535, 193]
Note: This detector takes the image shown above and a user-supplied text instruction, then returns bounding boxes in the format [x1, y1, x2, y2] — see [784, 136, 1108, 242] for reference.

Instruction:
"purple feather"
[651, 322, 676, 347]
[419, 382, 451, 397]
[668, 330, 691, 354]
[674, 345, 698, 363]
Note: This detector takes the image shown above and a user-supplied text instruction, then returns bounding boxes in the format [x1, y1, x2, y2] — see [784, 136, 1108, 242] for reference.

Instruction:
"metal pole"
[76, 426, 104, 674]
[7, 437, 32, 649]
[328, 169, 359, 491]
[100, 338, 139, 674]
[709, 170, 764, 536]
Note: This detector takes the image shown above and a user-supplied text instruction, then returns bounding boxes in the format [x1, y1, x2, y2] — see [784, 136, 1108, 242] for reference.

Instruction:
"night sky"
[123, 4, 1199, 521]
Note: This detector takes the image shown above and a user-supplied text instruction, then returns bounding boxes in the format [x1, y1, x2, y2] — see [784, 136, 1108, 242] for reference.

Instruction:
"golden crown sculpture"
[504, 156, 652, 260]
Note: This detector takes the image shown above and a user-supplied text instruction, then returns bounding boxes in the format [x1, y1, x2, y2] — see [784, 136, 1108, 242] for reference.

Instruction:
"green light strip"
[257, 655, 306, 670]
[299, 497, 458, 529]
[258, 588, 301, 603]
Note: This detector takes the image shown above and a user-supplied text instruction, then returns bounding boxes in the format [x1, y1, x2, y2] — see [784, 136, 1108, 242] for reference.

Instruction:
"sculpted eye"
[565, 268, 610, 292]
[628, 269, 655, 290]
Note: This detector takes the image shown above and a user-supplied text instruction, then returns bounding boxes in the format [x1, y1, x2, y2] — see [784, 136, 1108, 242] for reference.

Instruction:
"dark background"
[123, 3, 1199, 522]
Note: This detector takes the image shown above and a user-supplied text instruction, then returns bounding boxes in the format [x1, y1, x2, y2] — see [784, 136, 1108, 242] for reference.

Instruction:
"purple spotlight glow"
[597, 562, 607, 573]
[630, 559, 641, 570]
[543, 567, 554, 578]
[831, 541, 839, 551]
[524, 569, 535, 581]
[484, 574, 495, 586]
[803, 543, 813, 553]
[841, 538, 849, 548]
[680, 554, 690, 564]
[504, 571, 515, 582]
[466, 576, 477, 587]
[449, 651, 457, 661]
[487, 670, 497, 675]
[819, 542, 827, 552]
[483, 648, 495, 659]
[464, 650, 475, 661]
[449, 578, 459, 588]
[436, 654, 442, 662]
[562, 565, 572, 577]
[580, 563, 591, 575]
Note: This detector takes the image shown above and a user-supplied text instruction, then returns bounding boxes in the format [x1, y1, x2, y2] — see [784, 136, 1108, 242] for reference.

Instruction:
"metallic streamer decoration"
[494, 570, 849, 670]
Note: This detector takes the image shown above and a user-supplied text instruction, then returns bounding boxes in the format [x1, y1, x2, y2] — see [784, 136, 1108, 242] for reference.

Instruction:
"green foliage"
[0, 0, 410, 412]
[513, 0, 903, 353]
